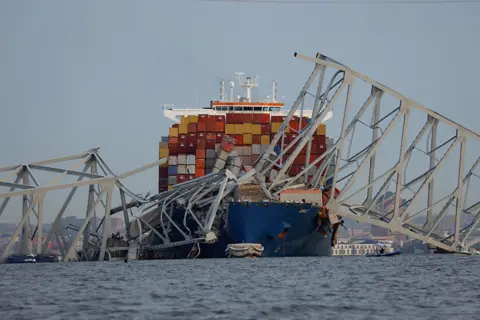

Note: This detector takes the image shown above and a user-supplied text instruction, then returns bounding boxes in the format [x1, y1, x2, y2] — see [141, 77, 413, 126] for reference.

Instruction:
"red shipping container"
[289, 119, 300, 132]
[216, 133, 224, 143]
[220, 140, 233, 153]
[252, 135, 261, 144]
[168, 137, 178, 144]
[159, 166, 168, 179]
[206, 138, 216, 149]
[197, 122, 207, 132]
[195, 168, 205, 178]
[196, 138, 206, 149]
[294, 154, 306, 165]
[196, 148, 206, 159]
[261, 124, 270, 135]
[197, 132, 206, 138]
[179, 134, 187, 142]
[316, 135, 326, 145]
[226, 113, 235, 124]
[172, 123, 179, 128]
[186, 142, 196, 155]
[178, 142, 187, 153]
[187, 133, 196, 144]
[187, 175, 195, 181]
[206, 121, 215, 132]
[206, 133, 216, 140]
[177, 175, 186, 183]
[242, 113, 252, 123]
[214, 121, 225, 132]
[168, 143, 178, 154]
[196, 159, 206, 169]
[271, 116, 284, 122]
[199, 114, 207, 123]
[188, 123, 197, 133]
[216, 115, 225, 122]
[253, 113, 270, 124]
[232, 134, 243, 145]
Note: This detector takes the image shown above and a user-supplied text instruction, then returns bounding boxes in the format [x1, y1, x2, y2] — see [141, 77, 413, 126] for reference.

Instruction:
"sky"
[0, 0, 479, 223]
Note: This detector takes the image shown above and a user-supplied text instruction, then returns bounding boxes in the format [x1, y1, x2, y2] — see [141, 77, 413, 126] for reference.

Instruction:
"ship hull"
[224, 202, 332, 257]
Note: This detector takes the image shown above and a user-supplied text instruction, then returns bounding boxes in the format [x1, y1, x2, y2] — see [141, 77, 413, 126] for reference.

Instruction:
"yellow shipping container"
[179, 123, 188, 134]
[159, 148, 169, 158]
[225, 124, 235, 134]
[188, 115, 198, 123]
[168, 185, 173, 191]
[261, 135, 270, 145]
[181, 116, 190, 125]
[316, 124, 326, 135]
[271, 122, 281, 133]
[243, 123, 252, 134]
[251, 124, 261, 135]
[169, 127, 179, 137]
[243, 134, 252, 145]
[234, 124, 244, 135]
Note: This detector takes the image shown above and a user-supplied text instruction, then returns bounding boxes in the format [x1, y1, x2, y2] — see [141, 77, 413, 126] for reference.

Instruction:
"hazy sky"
[0, 0, 479, 223]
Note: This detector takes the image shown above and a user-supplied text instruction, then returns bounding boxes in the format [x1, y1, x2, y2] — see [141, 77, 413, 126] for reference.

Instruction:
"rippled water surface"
[0, 255, 479, 319]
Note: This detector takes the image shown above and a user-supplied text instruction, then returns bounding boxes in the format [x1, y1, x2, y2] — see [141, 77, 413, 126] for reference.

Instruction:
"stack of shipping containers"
[158, 113, 327, 193]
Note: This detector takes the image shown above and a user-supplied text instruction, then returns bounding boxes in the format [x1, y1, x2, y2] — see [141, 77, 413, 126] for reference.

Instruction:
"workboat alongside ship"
[146, 73, 339, 259]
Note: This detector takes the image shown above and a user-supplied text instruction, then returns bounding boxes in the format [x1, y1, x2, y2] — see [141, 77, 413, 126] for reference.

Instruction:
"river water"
[0, 254, 478, 320]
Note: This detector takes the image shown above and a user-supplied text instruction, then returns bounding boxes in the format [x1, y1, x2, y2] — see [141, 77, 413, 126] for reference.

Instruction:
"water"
[0, 255, 478, 320]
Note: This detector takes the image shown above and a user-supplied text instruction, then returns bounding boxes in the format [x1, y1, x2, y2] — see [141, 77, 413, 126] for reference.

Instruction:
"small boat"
[365, 251, 401, 257]
[7, 254, 59, 264]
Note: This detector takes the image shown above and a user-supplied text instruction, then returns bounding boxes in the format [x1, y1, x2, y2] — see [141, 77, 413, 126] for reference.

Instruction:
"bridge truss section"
[0, 148, 163, 263]
[255, 52, 480, 254]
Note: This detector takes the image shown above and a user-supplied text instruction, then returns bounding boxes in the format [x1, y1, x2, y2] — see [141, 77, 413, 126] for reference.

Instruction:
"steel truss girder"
[0, 148, 166, 263]
[255, 52, 480, 254]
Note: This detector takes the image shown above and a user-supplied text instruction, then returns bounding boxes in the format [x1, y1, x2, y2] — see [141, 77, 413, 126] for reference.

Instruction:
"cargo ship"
[154, 73, 338, 258]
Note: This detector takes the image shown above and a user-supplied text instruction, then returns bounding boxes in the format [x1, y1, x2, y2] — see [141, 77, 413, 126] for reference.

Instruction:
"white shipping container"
[252, 144, 261, 155]
[215, 143, 220, 152]
[177, 165, 187, 174]
[187, 155, 196, 165]
[168, 176, 177, 185]
[214, 158, 226, 169]
[206, 149, 216, 159]
[186, 165, 196, 174]
[177, 154, 187, 165]
[216, 149, 229, 161]
[168, 156, 178, 166]
[243, 146, 252, 156]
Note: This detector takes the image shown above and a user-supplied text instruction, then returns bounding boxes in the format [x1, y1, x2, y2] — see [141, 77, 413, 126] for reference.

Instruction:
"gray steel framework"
[0, 148, 163, 262]
[1, 51, 479, 261]
[254, 52, 480, 254]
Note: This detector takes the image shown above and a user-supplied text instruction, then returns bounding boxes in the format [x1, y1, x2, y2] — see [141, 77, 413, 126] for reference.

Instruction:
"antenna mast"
[235, 72, 259, 102]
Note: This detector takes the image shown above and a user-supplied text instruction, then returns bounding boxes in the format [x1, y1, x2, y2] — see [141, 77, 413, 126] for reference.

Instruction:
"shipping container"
[178, 175, 186, 184]
[188, 123, 197, 133]
[161, 136, 169, 142]
[252, 113, 270, 124]
[196, 148, 206, 159]
[187, 155, 196, 165]
[186, 165, 196, 174]
[206, 159, 215, 169]
[198, 114, 207, 123]
[234, 124, 244, 135]
[188, 115, 199, 123]
[177, 165, 187, 175]
[243, 133, 252, 145]
[252, 144, 261, 155]
[252, 124, 261, 135]
[261, 135, 270, 145]
[169, 127, 179, 137]
[316, 124, 326, 135]
[242, 113, 253, 123]
[197, 121, 207, 132]
[243, 123, 252, 133]
[179, 123, 188, 134]
[168, 156, 178, 166]
[168, 166, 177, 176]
[226, 124, 235, 134]
[206, 149, 216, 159]
[195, 168, 205, 178]
[178, 154, 187, 165]
[168, 176, 178, 185]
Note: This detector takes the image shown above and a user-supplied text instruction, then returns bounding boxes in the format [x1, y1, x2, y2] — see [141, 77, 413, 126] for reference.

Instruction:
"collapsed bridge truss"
[1, 52, 479, 262]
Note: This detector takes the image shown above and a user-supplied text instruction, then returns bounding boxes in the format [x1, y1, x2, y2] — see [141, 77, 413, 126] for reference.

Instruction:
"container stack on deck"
[159, 113, 328, 192]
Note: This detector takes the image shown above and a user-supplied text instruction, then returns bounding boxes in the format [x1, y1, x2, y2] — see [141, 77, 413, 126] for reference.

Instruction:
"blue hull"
[224, 202, 332, 257]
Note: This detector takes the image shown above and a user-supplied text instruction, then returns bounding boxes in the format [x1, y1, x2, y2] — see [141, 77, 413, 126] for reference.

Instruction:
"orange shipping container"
[196, 159, 206, 169]
[196, 148, 206, 159]
[198, 114, 207, 123]
[252, 135, 261, 144]
[195, 168, 205, 178]
[215, 121, 225, 132]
